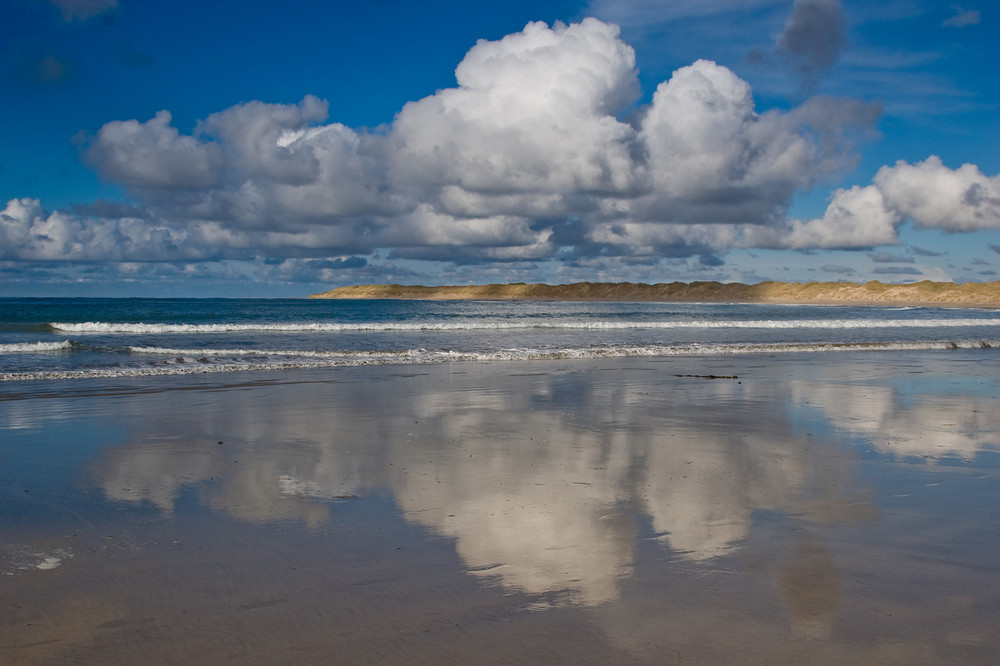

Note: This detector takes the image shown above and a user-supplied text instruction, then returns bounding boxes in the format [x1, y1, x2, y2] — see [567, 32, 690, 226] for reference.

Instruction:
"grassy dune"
[310, 280, 1000, 307]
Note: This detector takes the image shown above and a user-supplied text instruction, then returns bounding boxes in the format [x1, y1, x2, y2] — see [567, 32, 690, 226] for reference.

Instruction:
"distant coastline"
[310, 280, 1000, 307]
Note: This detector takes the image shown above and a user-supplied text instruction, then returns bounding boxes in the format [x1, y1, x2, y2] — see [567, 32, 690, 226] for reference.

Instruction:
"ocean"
[2, 297, 998, 383]
[4, 296, 1000, 661]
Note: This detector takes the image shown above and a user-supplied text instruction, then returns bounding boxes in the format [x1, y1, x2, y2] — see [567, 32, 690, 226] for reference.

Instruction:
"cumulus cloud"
[748, 156, 1000, 250]
[82, 110, 223, 190]
[747, 184, 899, 249]
[0, 197, 215, 262]
[199, 96, 329, 187]
[71, 19, 877, 264]
[391, 19, 639, 198]
[873, 156, 1000, 232]
[6, 18, 999, 280]
[631, 62, 874, 228]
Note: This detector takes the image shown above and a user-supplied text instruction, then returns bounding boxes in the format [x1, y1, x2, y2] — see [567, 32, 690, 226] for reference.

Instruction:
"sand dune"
[310, 280, 1000, 307]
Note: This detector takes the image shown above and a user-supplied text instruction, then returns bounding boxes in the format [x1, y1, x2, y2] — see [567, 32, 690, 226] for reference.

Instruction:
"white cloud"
[84, 110, 222, 190]
[1, 198, 122, 261]
[632, 61, 869, 227]
[744, 156, 1000, 250]
[8, 18, 999, 280]
[751, 185, 899, 249]
[390, 19, 640, 198]
[874, 156, 1000, 232]
[198, 96, 329, 186]
[1, 198, 220, 262]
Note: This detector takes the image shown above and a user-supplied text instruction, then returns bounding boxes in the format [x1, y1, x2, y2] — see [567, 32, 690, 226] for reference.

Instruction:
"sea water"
[1, 297, 998, 382]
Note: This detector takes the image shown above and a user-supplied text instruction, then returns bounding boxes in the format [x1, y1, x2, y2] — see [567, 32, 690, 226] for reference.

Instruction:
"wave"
[127, 346, 421, 358]
[0, 340, 73, 353]
[49, 317, 1000, 334]
[3, 339, 996, 382]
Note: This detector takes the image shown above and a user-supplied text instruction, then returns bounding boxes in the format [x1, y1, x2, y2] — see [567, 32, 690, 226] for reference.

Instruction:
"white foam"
[2, 339, 996, 382]
[1, 546, 72, 574]
[0, 340, 73, 353]
[49, 318, 1000, 335]
[35, 555, 64, 570]
[127, 346, 418, 358]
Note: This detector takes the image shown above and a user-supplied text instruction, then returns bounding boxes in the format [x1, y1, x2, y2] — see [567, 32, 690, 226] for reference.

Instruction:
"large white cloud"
[391, 19, 640, 199]
[631, 61, 870, 226]
[7, 17, 999, 275]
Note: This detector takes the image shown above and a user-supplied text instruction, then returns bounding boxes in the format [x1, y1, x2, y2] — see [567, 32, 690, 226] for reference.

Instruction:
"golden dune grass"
[310, 280, 1000, 307]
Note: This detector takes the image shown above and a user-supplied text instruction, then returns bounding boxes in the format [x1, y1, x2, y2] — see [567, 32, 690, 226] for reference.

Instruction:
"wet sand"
[2, 352, 999, 664]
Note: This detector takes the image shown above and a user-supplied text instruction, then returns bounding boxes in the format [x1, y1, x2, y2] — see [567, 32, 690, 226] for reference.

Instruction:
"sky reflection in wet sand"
[1, 352, 998, 663]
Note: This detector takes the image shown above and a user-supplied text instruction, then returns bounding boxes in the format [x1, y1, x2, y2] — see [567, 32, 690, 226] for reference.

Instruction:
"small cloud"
[311, 256, 368, 270]
[990, 244, 1000, 255]
[869, 250, 914, 263]
[971, 258, 990, 265]
[745, 48, 767, 66]
[49, 0, 118, 22]
[979, 270, 998, 277]
[776, 0, 847, 88]
[23, 54, 75, 86]
[874, 266, 922, 275]
[821, 264, 855, 274]
[114, 51, 156, 68]
[910, 245, 943, 257]
[943, 6, 981, 28]
[698, 254, 725, 267]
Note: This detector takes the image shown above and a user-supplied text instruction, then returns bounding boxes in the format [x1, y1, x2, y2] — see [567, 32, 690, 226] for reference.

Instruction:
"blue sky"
[2, 0, 998, 297]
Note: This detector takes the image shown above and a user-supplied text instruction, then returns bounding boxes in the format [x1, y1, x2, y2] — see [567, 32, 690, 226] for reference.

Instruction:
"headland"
[310, 280, 1000, 307]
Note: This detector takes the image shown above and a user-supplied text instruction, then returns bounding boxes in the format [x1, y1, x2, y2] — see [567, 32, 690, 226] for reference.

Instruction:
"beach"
[3, 351, 999, 664]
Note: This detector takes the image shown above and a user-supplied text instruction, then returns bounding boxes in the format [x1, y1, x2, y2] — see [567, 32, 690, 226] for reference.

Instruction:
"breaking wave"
[3, 339, 996, 382]
[0, 340, 73, 353]
[48, 318, 1000, 334]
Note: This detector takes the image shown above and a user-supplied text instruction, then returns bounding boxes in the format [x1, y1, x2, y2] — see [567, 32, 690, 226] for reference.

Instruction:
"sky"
[1, 0, 998, 297]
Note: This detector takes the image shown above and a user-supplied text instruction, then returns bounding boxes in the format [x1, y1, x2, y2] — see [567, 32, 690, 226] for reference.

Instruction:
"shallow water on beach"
[1, 352, 999, 664]
[3, 298, 999, 382]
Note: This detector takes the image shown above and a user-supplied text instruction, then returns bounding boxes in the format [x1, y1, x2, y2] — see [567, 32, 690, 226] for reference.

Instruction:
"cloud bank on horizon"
[2, 0, 999, 294]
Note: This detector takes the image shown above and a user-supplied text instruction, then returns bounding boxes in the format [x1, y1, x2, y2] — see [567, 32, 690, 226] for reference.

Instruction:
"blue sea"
[1, 297, 998, 382]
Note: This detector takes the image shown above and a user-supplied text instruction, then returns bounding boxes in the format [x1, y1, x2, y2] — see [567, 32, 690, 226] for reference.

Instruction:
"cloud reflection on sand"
[86, 359, 995, 608]
[640, 428, 807, 561]
[791, 380, 1000, 460]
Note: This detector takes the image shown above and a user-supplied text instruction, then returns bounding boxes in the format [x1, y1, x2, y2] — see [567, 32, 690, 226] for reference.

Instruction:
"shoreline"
[309, 280, 1000, 308]
[3, 354, 999, 663]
